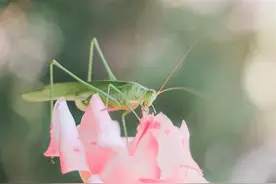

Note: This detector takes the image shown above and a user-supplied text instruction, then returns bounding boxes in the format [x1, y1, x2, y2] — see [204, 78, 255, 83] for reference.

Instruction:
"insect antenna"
[157, 38, 200, 94]
[158, 86, 204, 99]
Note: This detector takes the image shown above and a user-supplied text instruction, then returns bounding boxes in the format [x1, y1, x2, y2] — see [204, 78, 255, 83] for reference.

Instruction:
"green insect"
[21, 38, 201, 143]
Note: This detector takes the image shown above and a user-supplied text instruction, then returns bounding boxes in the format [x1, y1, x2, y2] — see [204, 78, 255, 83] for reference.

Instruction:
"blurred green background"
[1, 0, 276, 183]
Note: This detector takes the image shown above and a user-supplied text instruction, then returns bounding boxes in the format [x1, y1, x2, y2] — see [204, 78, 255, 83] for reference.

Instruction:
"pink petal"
[140, 169, 209, 184]
[121, 136, 135, 145]
[131, 132, 160, 179]
[180, 119, 190, 139]
[44, 98, 89, 174]
[100, 153, 135, 184]
[44, 99, 61, 157]
[177, 168, 209, 183]
[87, 174, 104, 183]
[129, 114, 155, 155]
[78, 94, 125, 174]
[139, 178, 174, 183]
[154, 119, 184, 177]
[154, 113, 175, 130]
[154, 114, 202, 176]
[78, 94, 114, 141]
[179, 120, 202, 172]
[134, 113, 206, 182]
[101, 133, 160, 184]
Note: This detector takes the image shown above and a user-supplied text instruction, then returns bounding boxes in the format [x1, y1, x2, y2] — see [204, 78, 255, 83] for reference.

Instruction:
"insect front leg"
[106, 84, 140, 146]
[88, 38, 117, 81]
[150, 104, 157, 114]
[106, 84, 140, 120]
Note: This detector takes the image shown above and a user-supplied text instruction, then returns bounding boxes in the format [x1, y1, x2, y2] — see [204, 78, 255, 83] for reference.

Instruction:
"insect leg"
[105, 82, 111, 108]
[90, 38, 117, 81]
[122, 110, 131, 148]
[107, 84, 140, 120]
[50, 61, 54, 120]
[106, 84, 140, 146]
[50, 60, 120, 109]
[87, 39, 94, 82]
[151, 104, 157, 114]
[49, 63, 56, 165]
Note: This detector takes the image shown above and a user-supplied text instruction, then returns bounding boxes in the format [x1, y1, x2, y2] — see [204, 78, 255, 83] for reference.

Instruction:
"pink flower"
[44, 94, 208, 183]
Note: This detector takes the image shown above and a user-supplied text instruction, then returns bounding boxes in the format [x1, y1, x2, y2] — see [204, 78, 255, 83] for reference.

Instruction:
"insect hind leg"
[49, 60, 121, 112]
[87, 38, 117, 81]
[50, 61, 54, 119]
[49, 60, 88, 118]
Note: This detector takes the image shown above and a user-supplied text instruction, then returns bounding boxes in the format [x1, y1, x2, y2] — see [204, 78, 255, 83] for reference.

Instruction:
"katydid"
[21, 38, 201, 142]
